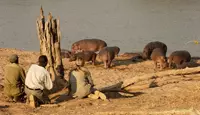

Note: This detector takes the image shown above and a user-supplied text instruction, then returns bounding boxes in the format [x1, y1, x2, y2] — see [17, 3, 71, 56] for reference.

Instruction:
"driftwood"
[121, 67, 200, 92]
[36, 7, 67, 93]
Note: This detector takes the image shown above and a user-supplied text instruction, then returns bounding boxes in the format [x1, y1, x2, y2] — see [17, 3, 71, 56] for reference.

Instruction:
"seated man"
[25, 55, 53, 108]
[4, 54, 26, 102]
[68, 56, 107, 100]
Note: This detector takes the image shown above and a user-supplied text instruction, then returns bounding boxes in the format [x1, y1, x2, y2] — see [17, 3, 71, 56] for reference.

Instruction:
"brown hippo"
[61, 49, 72, 58]
[105, 46, 120, 56]
[69, 51, 97, 65]
[142, 41, 167, 60]
[168, 50, 191, 68]
[71, 39, 107, 53]
[150, 48, 168, 70]
[176, 61, 199, 69]
[98, 47, 115, 68]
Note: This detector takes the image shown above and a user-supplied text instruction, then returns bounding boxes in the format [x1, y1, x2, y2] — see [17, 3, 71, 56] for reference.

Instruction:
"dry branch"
[121, 67, 200, 92]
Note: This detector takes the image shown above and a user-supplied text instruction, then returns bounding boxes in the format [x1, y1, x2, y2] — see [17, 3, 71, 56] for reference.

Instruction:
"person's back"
[25, 55, 53, 108]
[4, 54, 25, 102]
[69, 66, 93, 98]
[25, 64, 52, 90]
[69, 56, 107, 100]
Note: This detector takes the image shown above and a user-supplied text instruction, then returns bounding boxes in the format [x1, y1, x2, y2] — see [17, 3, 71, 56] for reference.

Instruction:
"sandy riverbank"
[1, 48, 200, 115]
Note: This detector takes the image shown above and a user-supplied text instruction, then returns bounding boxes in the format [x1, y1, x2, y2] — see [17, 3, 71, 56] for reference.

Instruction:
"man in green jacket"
[4, 54, 26, 102]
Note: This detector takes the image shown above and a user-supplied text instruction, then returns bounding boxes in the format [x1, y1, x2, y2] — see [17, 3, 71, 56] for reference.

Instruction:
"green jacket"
[69, 67, 94, 98]
[4, 63, 26, 97]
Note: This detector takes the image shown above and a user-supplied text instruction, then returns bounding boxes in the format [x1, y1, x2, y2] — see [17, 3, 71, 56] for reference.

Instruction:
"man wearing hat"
[68, 56, 107, 100]
[4, 54, 26, 102]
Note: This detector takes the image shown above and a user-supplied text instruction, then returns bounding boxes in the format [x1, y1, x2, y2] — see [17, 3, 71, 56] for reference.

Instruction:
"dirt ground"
[1, 48, 200, 115]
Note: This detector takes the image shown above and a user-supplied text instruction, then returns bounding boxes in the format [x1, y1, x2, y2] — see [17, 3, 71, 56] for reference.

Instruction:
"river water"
[0, 0, 200, 56]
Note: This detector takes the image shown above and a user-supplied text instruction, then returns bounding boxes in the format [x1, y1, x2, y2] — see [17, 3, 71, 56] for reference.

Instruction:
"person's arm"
[81, 67, 94, 86]
[19, 67, 26, 84]
[86, 72, 94, 86]
[44, 71, 53, 90]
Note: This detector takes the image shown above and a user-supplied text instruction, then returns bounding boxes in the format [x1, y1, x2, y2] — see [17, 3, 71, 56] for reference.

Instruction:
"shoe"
[95, 91, 107, 101]
[88, 94, 99, 100]
[29, 95, 36, 108]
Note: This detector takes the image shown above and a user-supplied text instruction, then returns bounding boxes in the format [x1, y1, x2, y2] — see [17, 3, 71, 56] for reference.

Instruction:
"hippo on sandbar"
[71, 39, 107, 53]
[150, 48, 168, 70]
[98, 47, 116, 68]
[142, 41, 167, 60]
[69, 51, 97, 65]
[168, 50, 191, 68]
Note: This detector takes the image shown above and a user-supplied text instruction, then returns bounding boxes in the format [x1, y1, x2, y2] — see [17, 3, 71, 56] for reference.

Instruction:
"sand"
[1, 48, 200, 115]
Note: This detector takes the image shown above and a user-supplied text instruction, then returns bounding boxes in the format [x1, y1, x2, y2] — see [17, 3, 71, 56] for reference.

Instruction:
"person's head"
[9, 54, 19, 64]
[38, 55, 48, 67]
[75, 56, 85, 67]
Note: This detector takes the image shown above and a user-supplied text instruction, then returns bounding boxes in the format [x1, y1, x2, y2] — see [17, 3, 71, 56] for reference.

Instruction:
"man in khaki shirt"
[4, 54, 26, 102]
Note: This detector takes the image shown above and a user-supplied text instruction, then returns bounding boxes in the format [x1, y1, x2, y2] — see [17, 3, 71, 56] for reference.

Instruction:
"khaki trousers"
[25, 87, 50, 104]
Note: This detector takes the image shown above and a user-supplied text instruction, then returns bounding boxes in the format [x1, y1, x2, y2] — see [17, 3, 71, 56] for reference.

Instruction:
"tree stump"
[36, 7, 67, 93]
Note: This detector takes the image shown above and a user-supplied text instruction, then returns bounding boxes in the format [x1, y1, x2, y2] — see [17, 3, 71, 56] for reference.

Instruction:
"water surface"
[0, 0, 200, 56]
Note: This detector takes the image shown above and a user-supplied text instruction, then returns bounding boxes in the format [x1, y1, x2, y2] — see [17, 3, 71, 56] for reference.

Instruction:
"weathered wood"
[36, 7, 67, 93]
[123, 71, 200, 91]
[122, 66, 200, 89]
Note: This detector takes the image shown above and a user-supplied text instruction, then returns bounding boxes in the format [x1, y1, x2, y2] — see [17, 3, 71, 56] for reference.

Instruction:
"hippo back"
[150, 48, 166, 60]
[69, 51, 96, 62]
[168, 50, 191, 68]
[71, 39, 107, 53]
[99, 47, 115, 61]
[169, 50, 191, 62]
[143, 41, 167, 59]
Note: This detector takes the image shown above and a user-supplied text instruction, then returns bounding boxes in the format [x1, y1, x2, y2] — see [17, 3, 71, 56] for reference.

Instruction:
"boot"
[29, 95, 36, 108]
[94, 91, 107, 101]
[88, 94, 99, 99]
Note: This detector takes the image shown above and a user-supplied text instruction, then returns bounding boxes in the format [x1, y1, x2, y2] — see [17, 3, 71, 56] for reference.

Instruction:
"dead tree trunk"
[36, 7, 67, 93]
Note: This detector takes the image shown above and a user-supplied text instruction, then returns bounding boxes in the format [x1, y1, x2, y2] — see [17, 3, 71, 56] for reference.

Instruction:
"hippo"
[98, 47, 115, 68]
[69, 51, 97, 65]
[105, 46, 120, 56]
[176, 61, 199, 69]
[142, 41, 167, 60]
[168, 50, 191, 68]
[71, 39, 107, 53]
[61, 49, 72, 58]
[150, 48, 168, 70]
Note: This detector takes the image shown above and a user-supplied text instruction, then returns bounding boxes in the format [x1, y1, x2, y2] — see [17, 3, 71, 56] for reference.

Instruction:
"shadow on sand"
[48, 82, 144, 104]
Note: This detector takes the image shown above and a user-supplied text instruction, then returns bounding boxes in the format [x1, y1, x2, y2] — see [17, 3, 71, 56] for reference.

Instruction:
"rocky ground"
[1, 48, 200, 115]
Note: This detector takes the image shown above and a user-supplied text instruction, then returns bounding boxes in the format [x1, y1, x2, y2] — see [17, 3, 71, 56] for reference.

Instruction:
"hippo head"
[159, 56, 168, 69]
[142, 48, 150, 60]
[71, 43, 81, 53]
[69, 54, 77, 62]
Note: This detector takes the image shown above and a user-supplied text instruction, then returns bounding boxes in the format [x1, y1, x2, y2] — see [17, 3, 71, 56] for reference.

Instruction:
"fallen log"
[122, 66, 200, 89]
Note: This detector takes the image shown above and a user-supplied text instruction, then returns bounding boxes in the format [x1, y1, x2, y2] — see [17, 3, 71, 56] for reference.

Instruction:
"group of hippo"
[142, 41, 196, 70]
[61, 39, 120, 68]
[61, 39, 198, 70]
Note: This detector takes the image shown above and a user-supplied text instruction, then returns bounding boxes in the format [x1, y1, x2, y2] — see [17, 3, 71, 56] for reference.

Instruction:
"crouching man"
[4, 54, 26, 102]
[68, 56, 107, 100]
[25, 55, 53, 108]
